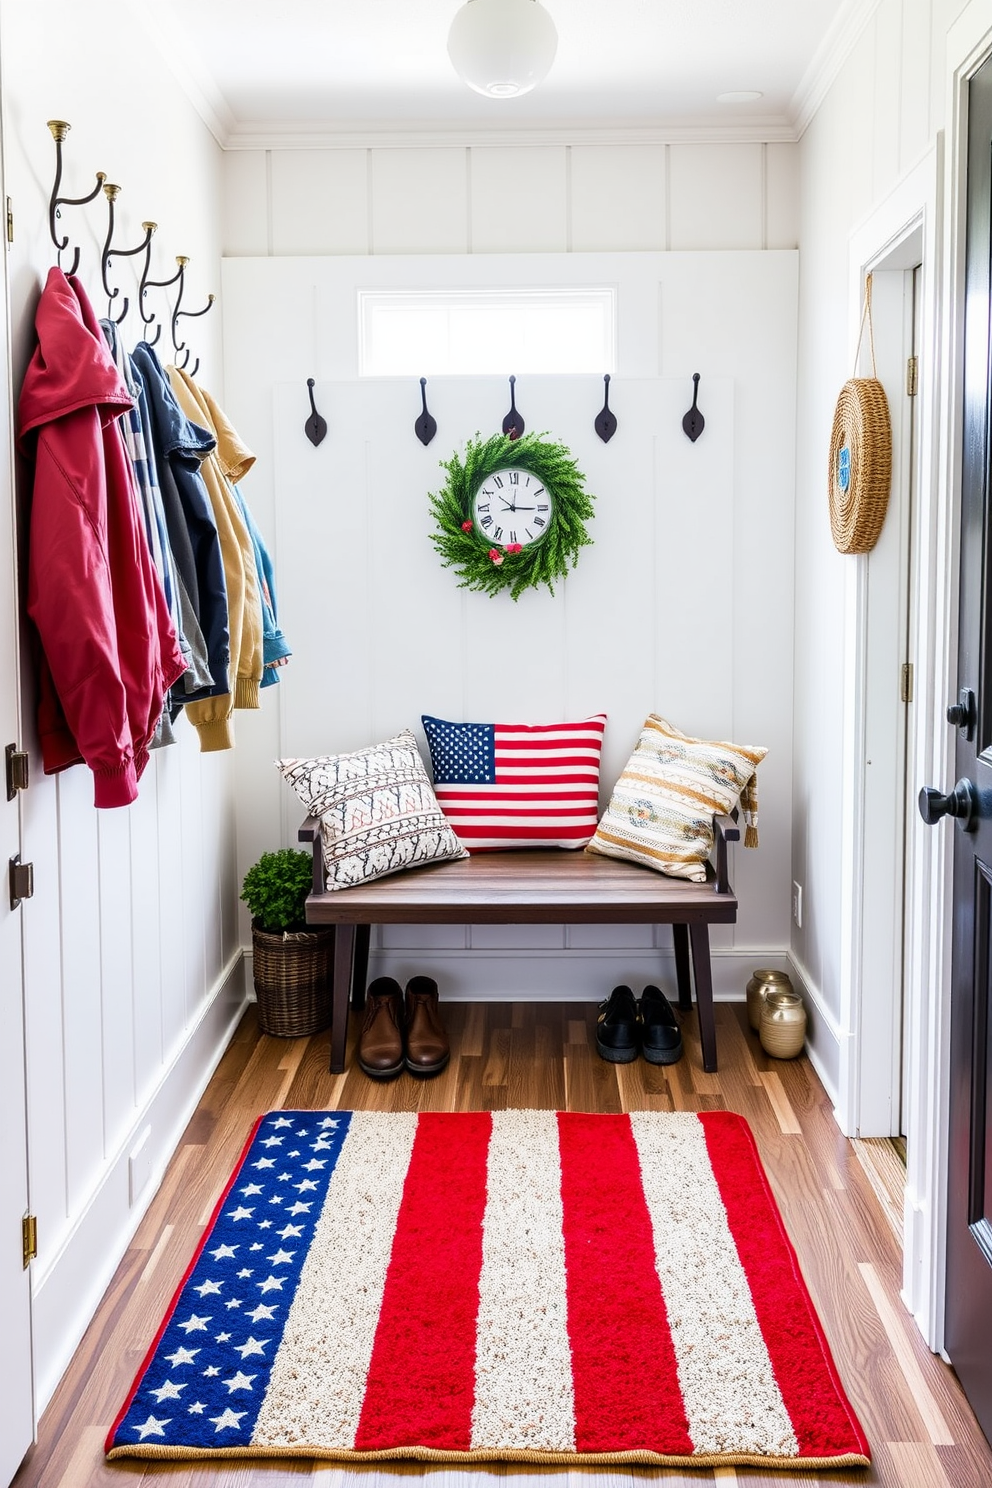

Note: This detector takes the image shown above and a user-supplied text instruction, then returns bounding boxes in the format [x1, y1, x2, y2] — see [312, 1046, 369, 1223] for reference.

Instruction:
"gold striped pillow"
[587, 716, 767, 883]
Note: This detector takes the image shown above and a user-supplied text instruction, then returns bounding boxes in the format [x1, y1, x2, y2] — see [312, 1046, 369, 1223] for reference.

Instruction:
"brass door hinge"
[901, 662, 914, 703]
[907, 356, 918, 396]
[9, 855, 33, 911]
[5, 743, 28, 801]
[22, 1214, 37, 1269]
[5, 197, 13, 246]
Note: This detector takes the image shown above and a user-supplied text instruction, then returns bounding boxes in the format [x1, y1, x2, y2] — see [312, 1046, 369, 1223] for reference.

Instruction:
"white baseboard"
[785, 950, 842, 1112]
[31, 956, 249, 1416]
[369, 946, 794, 1004]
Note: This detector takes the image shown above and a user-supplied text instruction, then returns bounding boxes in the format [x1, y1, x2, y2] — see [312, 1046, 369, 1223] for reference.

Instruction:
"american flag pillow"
[421, 713, 607, 851]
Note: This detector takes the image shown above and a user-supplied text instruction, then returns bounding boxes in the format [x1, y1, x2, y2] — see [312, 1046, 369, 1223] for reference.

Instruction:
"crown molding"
[222, 119, 800, 151]
[126, 0, 236, 148]
[790, 0, 882, 139]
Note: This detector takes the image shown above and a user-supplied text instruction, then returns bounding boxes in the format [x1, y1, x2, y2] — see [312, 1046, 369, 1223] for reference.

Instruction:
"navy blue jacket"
[131, 342, 230, 704]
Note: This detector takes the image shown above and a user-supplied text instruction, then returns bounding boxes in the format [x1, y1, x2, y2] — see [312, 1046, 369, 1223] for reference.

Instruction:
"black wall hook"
[170, 258, 214, 369]
[415, 378, 437, 446]
[140, 252, 183, 347]
[502, 374, 524, 440]
[47, 119, 106, 277]
[595, 373, 617, 443]
[305, 379, 327, 446]
[682, 373, 705, 442]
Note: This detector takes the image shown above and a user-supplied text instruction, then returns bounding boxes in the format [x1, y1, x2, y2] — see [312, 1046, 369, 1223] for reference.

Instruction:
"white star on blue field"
[422, 717, 496, 783]
[110, 1113, 351, 1450]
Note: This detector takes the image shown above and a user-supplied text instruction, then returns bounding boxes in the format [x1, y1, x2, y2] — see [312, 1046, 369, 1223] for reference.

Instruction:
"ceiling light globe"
[448, 0, 558, 99]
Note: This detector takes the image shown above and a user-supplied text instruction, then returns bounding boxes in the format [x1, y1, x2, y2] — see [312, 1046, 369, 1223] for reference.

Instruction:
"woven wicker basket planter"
[250, 921, 335, 1037]
[828, 377, 892, 554]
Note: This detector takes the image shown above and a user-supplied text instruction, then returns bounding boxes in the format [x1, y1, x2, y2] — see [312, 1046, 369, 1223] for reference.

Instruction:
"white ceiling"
[145, 0, 864, 146]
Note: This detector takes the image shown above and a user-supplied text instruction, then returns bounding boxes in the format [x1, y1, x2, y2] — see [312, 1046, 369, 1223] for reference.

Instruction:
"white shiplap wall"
[221, 234, 798, 1004]
[1, 1, 250, 1415]
[222, 140, 799, 258]
[220, 140, 799, 995]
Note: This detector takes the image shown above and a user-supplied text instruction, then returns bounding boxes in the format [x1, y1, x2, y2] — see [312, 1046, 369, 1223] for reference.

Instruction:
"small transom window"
[358, 287, 616, 377]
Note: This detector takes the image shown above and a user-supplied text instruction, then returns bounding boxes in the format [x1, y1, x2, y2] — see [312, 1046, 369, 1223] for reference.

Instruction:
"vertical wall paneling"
[154, 748, 187, 1064]
[97, 800, 136, 1156]
[270, 149, 369, 256]
[222, 149, 270, 256]
[901, 0, 935, 173]
[765, 142, 801, 249]
[371, 149, 469, 255]
[469, 147, 567, 253]
[177, 733, 208, 1031]
[130, 762, 164, 1098]
[19, 782, 68, 1263]
[570, 145, 667, 252]
[668, 144, 764, 250]
[57, 772, 104, 1217]
[874, 0, 905, 202]
[1, 0, 255, 1416]
[224, 251, 797, 1000]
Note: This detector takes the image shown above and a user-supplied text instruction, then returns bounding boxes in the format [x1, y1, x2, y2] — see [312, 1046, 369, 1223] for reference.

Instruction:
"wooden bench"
[300, 814, 740, 1076]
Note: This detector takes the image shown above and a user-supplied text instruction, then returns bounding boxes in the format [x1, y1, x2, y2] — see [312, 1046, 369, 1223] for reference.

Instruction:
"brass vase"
[759, 989, 807, 1059]
[746, 969, 794, 1031]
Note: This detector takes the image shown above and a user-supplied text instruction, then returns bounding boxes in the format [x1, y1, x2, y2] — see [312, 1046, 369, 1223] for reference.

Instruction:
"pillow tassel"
[742, 774, 759, 848]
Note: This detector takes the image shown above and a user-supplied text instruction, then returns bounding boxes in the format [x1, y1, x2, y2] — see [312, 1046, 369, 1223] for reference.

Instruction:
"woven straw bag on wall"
[827, 275, 893, 555]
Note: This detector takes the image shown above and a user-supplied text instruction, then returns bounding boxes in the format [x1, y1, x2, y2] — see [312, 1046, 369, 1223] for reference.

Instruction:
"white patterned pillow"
[587, 715, 767, 883]
[278, 731, 468, 890]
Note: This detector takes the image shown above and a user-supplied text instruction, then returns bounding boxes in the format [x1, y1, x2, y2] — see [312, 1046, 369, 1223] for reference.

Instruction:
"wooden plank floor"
[13, 999, 992, 1487]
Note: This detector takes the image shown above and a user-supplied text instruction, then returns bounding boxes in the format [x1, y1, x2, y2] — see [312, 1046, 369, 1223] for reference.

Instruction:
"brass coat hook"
[100, 181, 156, 325]
[47, 120, 106, 276]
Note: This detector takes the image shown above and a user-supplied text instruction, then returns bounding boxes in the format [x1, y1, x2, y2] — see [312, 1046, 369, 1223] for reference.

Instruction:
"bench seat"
[300, 814, 740, 1076]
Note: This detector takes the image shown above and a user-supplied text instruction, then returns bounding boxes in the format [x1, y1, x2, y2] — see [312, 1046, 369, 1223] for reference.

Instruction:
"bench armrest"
[298, 815, 325, 894]
[713, 813, 740, 896]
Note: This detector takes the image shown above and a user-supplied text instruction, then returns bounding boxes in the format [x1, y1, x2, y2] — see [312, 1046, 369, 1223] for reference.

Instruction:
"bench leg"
[688, 922, 718, 1073]
[351, 924, 371, 1010]
[672, 923, 693, 1011]
[330, 924, 355, 1075]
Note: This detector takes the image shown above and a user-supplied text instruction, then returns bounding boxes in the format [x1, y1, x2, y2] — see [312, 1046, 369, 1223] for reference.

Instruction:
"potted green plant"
[240, 848, 334, 1037]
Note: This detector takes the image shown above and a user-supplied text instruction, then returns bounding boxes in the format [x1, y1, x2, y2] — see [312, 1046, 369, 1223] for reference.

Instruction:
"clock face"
[471, 467, 553, 548]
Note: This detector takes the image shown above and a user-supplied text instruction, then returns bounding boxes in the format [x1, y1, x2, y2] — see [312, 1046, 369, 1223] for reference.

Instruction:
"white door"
[0, 168, 35, 1479]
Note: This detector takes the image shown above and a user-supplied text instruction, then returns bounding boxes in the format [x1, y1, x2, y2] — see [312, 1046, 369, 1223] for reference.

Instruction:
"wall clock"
[429, 431, 595, 599]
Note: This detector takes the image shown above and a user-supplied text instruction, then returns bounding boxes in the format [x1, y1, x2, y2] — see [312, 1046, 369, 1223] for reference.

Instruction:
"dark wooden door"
[930, 50, 992, 1447]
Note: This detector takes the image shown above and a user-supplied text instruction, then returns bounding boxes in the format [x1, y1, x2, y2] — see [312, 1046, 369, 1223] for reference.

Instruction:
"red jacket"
[17, 268, 186, 807]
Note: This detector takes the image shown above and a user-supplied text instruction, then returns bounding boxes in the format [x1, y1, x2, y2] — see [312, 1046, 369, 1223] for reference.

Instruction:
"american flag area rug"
[106, 1108, 871, 1469]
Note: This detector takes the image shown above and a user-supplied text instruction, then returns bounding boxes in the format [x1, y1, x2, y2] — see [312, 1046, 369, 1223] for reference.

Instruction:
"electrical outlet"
[792, 881, 803, 929]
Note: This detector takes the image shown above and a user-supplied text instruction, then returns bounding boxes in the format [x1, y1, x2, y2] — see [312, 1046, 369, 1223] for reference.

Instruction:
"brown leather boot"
[404, 976, 449, 1076]
[357, 977, 405, 1079]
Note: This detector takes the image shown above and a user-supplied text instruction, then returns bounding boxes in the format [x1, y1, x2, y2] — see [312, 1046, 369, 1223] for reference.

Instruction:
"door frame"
[836, 141, 954, 1349]
[838, 218, 923, 1143]
[0, 86, 35, 1483]
[842, 6, 992, 1353]
[921, 3, 992, 1357]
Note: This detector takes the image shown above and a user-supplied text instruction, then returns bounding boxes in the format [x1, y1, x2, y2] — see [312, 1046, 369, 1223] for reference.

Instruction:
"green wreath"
[428, 431, 595, 600]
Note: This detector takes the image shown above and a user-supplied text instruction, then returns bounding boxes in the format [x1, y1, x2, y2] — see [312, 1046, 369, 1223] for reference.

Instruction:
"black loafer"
[639, 985, 683, 1065]
[596, 985, 640, 1063]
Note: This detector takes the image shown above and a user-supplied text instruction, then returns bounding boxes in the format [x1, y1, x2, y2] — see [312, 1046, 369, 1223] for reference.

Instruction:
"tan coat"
[167, 369, 263, 749]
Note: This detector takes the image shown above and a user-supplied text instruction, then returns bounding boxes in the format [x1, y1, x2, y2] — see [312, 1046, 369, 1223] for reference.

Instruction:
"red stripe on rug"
[354, 1111, 492, 1452]
[557, 1111, 693, 1454]
[699, 1111, 871, 1462]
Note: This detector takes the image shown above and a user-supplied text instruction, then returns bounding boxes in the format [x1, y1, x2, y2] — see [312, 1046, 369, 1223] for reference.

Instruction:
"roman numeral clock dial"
[428, 430, 595, 599]
[472, 468, 552, 548]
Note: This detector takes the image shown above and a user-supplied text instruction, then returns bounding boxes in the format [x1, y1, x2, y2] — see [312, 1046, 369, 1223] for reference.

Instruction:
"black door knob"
[918, 778, 979, 831]
[946, 688, 976, 739]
